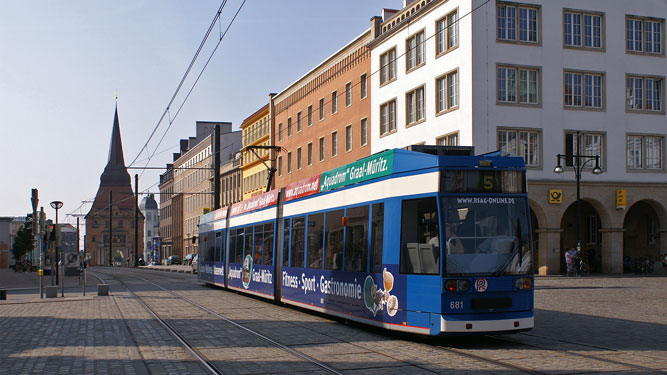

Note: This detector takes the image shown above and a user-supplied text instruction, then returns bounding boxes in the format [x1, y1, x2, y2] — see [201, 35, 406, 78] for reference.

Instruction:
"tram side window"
[400, 198, 440, 275]
[254, 224, 263, 265]
[290, 217, 305, 267]
[230, 228, 243, 264]
[263, 222, 274, 265]
[283, 218, 290, 266]
[307, 213, 325, 269]
[324, 210, 344, 270]
[370, 203, 385, 273]
[214, 232, 222, 263]
[345, 206, 369, 272]
[201, 233, 210, 262]
[244, 226, 253, 263]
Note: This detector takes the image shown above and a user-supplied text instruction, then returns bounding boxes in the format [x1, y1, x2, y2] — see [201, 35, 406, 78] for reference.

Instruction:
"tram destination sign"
[319, 150, 395, 192]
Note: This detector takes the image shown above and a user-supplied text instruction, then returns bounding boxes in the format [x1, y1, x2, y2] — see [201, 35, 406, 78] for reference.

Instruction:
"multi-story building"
[240, 104, 272, 199]
[167, 121, 242, 260]
[158, 164, 173, 264]
[139, 193, 159, 262]
[369, 0, 666, 274]
[221, 155, 243, 207]
[0, 217, 12, 268]
[272, 28, 374, 188]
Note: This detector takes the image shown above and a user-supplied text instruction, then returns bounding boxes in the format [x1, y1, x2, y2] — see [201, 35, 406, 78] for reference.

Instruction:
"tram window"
[400, 198, 440, 275]
[307, 213, 325, 269]
[345, 206, 369, 272]
[214, 232, 222, 263]
[263, 222, 274, 265]
[230, 228, 243, 264]
[201, 233, 211, 262]
[244, 226, 253, 263]
[370, 203, 384, 273]
[323, 210, 344, 270]
[283, 218, 290, 266]
[290, 217, 305, 267]
[254, 224, 263, 265]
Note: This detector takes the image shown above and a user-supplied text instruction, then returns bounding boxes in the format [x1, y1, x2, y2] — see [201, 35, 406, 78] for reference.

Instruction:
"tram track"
[92, 269, 343, 375]
[105, 269, 553, 375]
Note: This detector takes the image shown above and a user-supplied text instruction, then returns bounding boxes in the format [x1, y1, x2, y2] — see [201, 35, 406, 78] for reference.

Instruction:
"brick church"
[85, 106, 144, 266]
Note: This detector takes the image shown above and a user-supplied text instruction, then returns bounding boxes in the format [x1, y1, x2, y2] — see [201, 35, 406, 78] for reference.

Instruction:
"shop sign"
[549, 189, 562, 204]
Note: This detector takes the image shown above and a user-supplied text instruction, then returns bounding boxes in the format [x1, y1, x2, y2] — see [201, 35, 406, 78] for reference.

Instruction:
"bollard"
[97, 284, 109, 296]
[45, 286, 58, 298]
[0, 289, 6, 300]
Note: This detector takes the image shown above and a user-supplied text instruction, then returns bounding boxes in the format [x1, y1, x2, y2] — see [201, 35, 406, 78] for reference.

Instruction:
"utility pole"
[134, 174, 139, 267]
[30, 189, 39, 297]
[214, 125, 221, 210]
[109, 190, 113, 266]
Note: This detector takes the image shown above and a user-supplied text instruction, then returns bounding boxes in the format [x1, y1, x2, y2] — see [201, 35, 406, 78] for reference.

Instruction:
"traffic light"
[25, 213, 33, 233]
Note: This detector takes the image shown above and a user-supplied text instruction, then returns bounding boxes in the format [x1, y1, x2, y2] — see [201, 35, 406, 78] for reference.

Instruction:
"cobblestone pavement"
[1, 267, 665, 374]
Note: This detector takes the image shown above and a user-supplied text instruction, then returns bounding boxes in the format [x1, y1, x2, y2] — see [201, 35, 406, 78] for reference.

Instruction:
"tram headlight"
[445, 279, 471, 292]
[514, 277, 533, 290]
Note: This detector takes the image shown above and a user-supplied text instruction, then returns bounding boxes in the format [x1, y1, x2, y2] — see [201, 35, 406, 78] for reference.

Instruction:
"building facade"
[139, 193, 159, 262]
[240, 104, 272, 199]
[158, 164, 173, 264]
[369, 0, 666, 274]
[85, 107, 144, 266]
[272, 29, 374, 188]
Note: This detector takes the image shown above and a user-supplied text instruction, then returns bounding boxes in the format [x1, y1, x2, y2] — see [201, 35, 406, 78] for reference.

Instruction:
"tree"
[12, 225, 33, 263]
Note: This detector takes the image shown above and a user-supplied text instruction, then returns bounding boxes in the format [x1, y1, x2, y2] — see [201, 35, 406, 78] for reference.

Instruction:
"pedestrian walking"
[565, 248, 574, 276]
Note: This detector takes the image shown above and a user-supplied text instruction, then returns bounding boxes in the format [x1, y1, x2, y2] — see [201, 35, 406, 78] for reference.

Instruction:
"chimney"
[404, 0, 417, 8]
[370, 15, 383, 38]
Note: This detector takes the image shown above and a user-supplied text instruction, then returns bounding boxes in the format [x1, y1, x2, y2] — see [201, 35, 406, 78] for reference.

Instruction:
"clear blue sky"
[0, 0, 400, 223]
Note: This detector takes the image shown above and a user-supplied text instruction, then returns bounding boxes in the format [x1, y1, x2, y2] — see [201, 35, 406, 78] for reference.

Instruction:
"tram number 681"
[450, 301, 464, 309]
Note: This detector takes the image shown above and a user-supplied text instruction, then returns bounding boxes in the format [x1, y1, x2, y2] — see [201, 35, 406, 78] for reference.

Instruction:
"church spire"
[100, 105, 131, 186]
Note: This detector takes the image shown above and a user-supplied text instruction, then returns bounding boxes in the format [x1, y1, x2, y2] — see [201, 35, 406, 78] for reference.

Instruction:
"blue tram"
[198, 147, 534, 335]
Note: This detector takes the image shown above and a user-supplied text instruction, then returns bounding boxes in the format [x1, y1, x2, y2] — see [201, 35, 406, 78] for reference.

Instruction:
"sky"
[0, 0, 401, 225]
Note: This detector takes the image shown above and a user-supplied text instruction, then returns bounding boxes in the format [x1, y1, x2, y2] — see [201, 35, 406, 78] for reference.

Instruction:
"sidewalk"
[139, 264, 195, 274]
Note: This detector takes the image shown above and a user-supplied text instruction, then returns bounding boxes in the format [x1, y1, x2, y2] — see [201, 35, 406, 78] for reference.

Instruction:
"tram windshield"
[442, 196, 532, 276]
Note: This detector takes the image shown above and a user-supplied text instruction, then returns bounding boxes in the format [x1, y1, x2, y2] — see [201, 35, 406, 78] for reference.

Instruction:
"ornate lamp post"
[50, 201, 63, 294]
[553, 132, 602, 253]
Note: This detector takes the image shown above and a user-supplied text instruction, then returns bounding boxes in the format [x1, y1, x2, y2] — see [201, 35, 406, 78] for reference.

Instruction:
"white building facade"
[370, 0, 666, 274]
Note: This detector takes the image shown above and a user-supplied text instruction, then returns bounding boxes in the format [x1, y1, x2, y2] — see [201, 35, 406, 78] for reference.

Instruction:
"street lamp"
[553, 133, 602, 253]
[50, 201, 63, 295]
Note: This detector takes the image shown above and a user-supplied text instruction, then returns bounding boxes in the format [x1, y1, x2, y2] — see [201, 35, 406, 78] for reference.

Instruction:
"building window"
[297, 147, 302, 170]
[437, 9, 458, 55]
[278, 156, 283, 176]
[648, 217, 656, 244]
[297, 112, 302, 132]
[436, 69, 459, 114]
[345, 82, 352, 107]
[278, 123, 283, 141]
[626, 16, 664, 55]
[436, 132, 459, 146]
[626, 75, 664, 112]
[564, 71, 604, 109]
[380, 99, 396, 136]
[319, 98, 325, 120]
[406, 86, 425, 126]
[360, 73, 368, 99]
[287, 152, 292, 174]
[287, 118, 292, 137]
[406, 30, 425, 71]
[307, 142, 313, 166]
[565, 131, 605, 168]
[319, 137, 325, 162]
[360, 118, 368, 146]
[331, 91, 338, 114]
[380, 48, 396, 85]
[626, 134, 664, 170]
[331, 131, 338, 157]
[497, 2, 539, 43]
[564, 10, 603, 49]
[345, 125, 352, 152]
[586, 215, 599, 245]
[307, 105, 313, 126]
[498, 128, 540, 167]
[497, 65, 540, 105]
